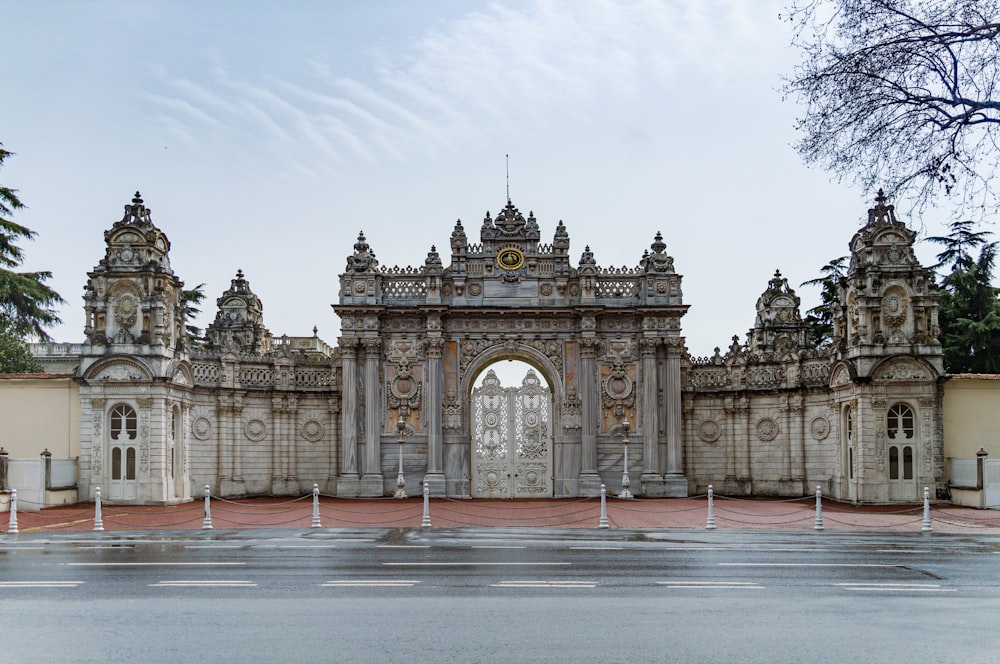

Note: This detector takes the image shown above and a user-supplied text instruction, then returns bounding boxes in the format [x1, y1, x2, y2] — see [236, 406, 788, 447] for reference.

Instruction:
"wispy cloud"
[143, 0, 783, 178]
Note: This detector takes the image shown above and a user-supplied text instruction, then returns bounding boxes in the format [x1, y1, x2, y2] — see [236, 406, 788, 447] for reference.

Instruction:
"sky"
[2, 0, 955, 360]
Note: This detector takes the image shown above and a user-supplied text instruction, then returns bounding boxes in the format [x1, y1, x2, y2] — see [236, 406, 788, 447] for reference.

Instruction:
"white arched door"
[107, 404, 138, 501]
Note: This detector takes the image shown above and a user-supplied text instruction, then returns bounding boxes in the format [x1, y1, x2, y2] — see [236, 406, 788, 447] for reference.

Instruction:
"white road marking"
[719, 563, 900, 568]
[184, 545, 244, 549]
[376, 545, 431, 549]
[322, 580, 421, 587]
[491, 580, 597, 589]
[835, 583, 956, 593]
[657, 581, 764, 589]
[875, 549, 929, 554]
[253, 544, 339, 549]
[383, 562, 571, 567]
[0, 581, 84, 588]
[570, 546, 624, 551]
[149, 580, 256, 588]
[472, 545, 527, 550]
[68, 562, 246, 567]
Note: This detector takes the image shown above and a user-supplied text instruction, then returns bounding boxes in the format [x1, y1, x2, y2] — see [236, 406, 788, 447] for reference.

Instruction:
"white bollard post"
[598, 484, 609, 528]
[814, 486, 824, 531]
[705, 485, 716, 530]
[421, 483, 431, 527]
[202, 484, 213, 529]
[311, 484, 322, 528]
[921, 486, 932, 533]
[93, 486, 104, 531]
[7, 488, 18, 535]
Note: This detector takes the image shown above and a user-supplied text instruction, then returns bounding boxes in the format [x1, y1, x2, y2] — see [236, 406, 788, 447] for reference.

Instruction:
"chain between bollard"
[311, 484, 322, 528]
[202, 485, 213, 529]
[7, 488, 18, 535]
[921, 486, 932, 533]
[814, 486, 824, 530]
[705, 485, 716, 529]
[421, 483, 431, 527]
[598, 484, 609, 528]
[93, 486, 104, 531]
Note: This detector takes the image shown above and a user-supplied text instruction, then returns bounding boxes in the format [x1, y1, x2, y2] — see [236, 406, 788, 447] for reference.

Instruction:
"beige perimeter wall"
[0, 375, 80, 459]
[943, 375, 1000, 460]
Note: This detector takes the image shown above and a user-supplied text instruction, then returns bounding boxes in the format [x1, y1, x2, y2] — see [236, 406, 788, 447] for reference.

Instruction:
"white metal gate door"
[985, 459, 1000, 508]
[471, 369, 552, 498]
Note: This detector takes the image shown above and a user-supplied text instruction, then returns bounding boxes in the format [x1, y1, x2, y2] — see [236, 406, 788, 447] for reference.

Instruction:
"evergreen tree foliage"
[182, 283, 206, 349]
[928, 220, 1000, 372]
[0, 143, 64, 341]
[801, 255, 848, 347]
[0, 316, 42, 373]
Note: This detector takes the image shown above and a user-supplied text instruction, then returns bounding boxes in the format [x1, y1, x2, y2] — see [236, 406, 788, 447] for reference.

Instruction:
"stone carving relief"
[192, 416, 213, 440]
[810, 417, 830, 440]
[301, 419, 325, 442]
[245, 418, 267, 442]
[698, 419, 721, 443]
[873, 360, 930, 382]
[387, 355, 422, 422]
[756, 417, 779, 442]
[561, 387, 581, 430]
[602, 360, 635, 422]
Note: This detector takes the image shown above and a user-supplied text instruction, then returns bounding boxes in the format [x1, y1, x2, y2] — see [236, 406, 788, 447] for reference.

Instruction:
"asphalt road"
[2, 528, 999, 663]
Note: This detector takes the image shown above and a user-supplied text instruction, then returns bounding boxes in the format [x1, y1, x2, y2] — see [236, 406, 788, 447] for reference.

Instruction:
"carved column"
[578, 336, 601, 494]
[662, 339, 687, 496]
[287, 395, 299, 482]
[336, 342, 361, 496]
[271, 396, 285, 486]
[640, 338, 660, 480]
[361, 337, 383, 496]
[423, 336, 446, 494]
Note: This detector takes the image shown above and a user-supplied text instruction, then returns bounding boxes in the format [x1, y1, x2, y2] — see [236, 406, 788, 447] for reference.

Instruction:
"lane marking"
[835, 583, 956, 593]
[0, 581, 84, 588]
[491, 580, 597, 589]
[253, 545, 339, 549]
[719, 563, 900, 568]
[472, 545, 527, 550]
[657, 581, 764, 589]
[0, 546, 47, 551]
[322, 580, 420, 587]
[875, 549, 929, 554]
[383, 562, 571, 567]
[659, 547, 727, 551]
[68, 562, 246, 567]
[376, 545, 431, 549]
[570, 546, 623, 551]
[149, 580, 256, 588]
[184, 545, 244, 549]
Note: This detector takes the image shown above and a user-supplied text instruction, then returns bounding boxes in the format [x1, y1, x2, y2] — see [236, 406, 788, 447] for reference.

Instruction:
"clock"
[497, 247, 525, 271]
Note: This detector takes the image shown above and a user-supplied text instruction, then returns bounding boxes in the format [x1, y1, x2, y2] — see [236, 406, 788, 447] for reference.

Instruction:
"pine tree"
[0, 143, 64, 341]
[801, 256, 848, 347]
[928, 220, 1000, 373]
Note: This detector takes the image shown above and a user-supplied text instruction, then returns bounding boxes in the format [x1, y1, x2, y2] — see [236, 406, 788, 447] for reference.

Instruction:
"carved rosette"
[698, 419, 721, 443]
[244, 419, 267, 442]
[810, 417, 830, 440]
[756, 417, 779, 442]
[301, 420, 325, 442]
[192, 416, 213, 440]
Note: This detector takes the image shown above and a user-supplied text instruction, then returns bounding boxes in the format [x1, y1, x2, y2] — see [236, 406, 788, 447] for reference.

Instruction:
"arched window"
[844, 405, 854, 480]
[109, 404, 138, 483]
[887, 403, 915, 481]
[109, 404, 137, 441]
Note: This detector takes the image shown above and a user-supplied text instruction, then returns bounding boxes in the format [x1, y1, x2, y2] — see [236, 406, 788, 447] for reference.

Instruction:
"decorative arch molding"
[82, 356, 154, 382]
[169, 361, 194, 387]
[871, 357, 938, 383]
[461, 341, 564, 406]
[829, 361, 857, 389]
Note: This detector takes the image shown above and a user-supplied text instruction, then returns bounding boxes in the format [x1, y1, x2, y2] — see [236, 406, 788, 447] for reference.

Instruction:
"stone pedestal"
[220, 477, 246, 498]
[360, 474, 384, 497]
[641, 473, 688, 497]
[577, 472, 603, 497]
[336, 474, 361, 497]
[421, 472, 446, 497]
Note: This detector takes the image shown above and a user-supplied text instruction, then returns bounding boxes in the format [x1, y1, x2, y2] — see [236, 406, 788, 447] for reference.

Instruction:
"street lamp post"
[394, 418, 408, 499]
[614, 419, 633, 499]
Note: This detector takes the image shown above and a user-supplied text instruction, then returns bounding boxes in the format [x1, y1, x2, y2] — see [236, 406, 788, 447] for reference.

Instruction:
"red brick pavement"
[4, 495, 1000, 534]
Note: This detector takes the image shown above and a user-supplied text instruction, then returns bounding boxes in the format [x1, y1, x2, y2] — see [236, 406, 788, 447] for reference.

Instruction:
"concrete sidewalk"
[5, 495, 1000, 534]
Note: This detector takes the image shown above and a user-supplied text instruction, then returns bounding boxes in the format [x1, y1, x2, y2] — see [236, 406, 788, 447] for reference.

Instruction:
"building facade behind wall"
[30, 190, 945, 504]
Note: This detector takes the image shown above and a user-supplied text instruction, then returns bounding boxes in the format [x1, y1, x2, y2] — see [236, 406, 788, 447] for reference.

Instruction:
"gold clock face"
[497, 247, 525, 271]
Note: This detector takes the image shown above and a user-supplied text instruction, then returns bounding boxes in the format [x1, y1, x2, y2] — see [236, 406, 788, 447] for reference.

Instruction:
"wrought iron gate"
[471, 369, 552, 498]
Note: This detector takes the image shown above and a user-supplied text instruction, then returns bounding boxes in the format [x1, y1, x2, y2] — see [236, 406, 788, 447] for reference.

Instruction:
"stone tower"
[77, 193, 193, 504]
[830, 190, 944, 502]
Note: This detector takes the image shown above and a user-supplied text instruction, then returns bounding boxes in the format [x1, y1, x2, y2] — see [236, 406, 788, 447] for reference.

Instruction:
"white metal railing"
[948, 457, 979, 488]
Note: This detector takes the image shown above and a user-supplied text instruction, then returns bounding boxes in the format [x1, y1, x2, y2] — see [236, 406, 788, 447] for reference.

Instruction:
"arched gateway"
[334, 200, 689, 498]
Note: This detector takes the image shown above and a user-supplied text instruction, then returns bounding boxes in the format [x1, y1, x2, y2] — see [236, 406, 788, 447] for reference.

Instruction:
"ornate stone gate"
[334, 199, 689, 498]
